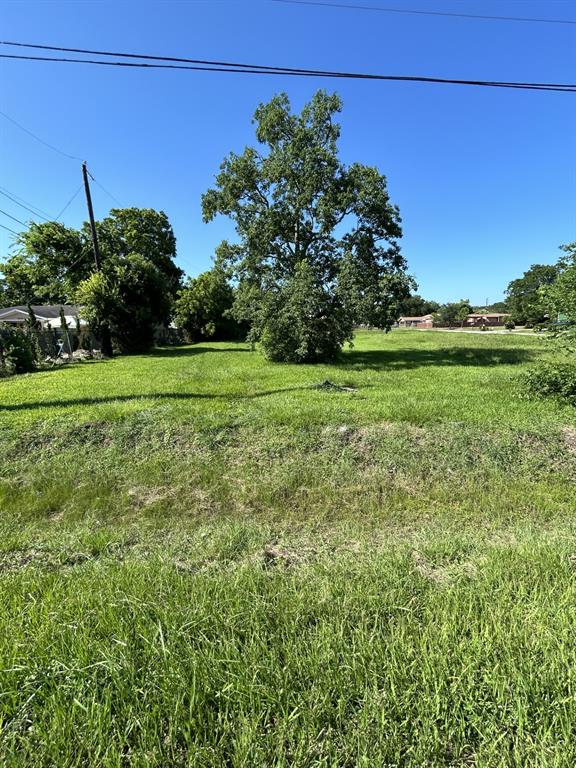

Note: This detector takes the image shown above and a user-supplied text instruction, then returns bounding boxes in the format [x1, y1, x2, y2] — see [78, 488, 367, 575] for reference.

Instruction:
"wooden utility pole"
[82, 162, 102, 270]
[82, 162, 112, 356]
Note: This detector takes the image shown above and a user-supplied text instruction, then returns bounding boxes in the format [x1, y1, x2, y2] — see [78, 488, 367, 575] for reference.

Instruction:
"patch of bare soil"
[411, 550, 478, 584]
[262, 543, 303, 569]
[562, 426, 576, 453]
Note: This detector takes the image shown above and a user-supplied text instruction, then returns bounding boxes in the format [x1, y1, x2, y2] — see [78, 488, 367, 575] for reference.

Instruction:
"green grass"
[1, 330, 576, 766]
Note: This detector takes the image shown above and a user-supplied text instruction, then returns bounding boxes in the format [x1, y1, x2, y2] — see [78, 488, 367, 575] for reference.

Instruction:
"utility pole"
[82, 161, 112, 356]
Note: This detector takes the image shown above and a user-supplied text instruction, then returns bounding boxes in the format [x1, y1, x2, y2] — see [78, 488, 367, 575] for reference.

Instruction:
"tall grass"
[1, 331, 575, 765]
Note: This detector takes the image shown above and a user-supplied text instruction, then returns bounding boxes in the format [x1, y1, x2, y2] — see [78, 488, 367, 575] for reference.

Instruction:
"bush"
[255, 261, 353, 363]
[175, 269, 242, 343]
[0, 327, 37, 374]
[505, 320, 516, 330]
[523, 362, 576, 403]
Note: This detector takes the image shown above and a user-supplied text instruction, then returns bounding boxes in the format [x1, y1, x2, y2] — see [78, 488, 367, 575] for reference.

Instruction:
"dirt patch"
[127, 486, 177, 509]
[0, 548, 60, 572]
[411, 550, 478, 584]
[262, 544, 303, 569]
[562, 426, 576, 453]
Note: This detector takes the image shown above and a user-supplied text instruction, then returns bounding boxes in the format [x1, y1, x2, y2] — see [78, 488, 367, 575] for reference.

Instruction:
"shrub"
[0, 326, 37, 374]
[505, 320, 516, 330]
[523, 362, 576, 403]
[175, 269, 242, 342]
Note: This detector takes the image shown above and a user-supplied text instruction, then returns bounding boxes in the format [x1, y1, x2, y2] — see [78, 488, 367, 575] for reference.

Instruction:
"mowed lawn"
[1, 330, 576, 766]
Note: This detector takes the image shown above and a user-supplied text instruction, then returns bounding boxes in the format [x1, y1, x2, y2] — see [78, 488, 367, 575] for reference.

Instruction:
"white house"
[0, 305, 87, 329]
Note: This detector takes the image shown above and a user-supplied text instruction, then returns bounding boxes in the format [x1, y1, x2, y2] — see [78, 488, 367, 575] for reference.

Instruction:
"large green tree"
[174, 268, 241, 342]
[77, 254, 171, 354]
[202, 90, 413, 363]
[542, 243, 576, 328]
[90, 208, 183, 296]
[505, 264, 558, 326]
[398, 294, 440, 317]
[0, 209, 182, 307]
[0, 222, 87, 305]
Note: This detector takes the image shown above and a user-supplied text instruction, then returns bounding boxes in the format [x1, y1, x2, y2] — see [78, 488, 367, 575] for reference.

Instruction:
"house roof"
[0, 305, 81, 320]
[467, 313, 510, 318]
[399, 314, 434, 321]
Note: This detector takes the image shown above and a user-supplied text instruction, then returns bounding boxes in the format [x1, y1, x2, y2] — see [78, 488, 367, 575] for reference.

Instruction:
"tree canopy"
[0, 208, 182, 354]
[77, 253, 172, 354]
[541, 243, 576, 329]
[174, 268, 241, 342]
[0, 222, 87, 305]
[202, 90, 413, 362]
[434, 299, 472, 328]
[0, 208, 182, 308]
[505, 264, 558, 326]
[398, 294, 440, 318]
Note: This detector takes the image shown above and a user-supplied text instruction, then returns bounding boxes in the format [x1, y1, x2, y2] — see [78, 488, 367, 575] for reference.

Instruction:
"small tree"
[0, 326, 36, 374]
[26, 304, 41, 363]
[435, 299, 472, 328]
[77, 254, 171, 353]
[59, 306, 74, 357]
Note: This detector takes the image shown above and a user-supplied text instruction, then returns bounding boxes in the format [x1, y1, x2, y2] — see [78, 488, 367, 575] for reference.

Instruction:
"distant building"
[465, 313, 510, 327]
[0, 305, 86, 329]
[398, 314, 434, 329]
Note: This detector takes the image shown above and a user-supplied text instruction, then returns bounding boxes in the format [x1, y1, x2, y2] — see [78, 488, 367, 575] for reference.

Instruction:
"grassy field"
[1, 329, 576, 766]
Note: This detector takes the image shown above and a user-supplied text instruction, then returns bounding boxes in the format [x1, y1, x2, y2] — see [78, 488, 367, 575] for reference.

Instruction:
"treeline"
[400, 245, 574, 329]
[0, 208, 245, 365]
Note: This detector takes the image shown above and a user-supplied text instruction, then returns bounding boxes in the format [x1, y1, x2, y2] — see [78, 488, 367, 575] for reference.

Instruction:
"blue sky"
[0, 0, 574, 304]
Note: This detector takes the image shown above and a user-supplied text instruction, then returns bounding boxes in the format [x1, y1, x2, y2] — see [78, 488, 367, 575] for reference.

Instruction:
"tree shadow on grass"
[0, 386, 316, 412]
[148, 345, 252, 358]
[337, 346, 535, 371]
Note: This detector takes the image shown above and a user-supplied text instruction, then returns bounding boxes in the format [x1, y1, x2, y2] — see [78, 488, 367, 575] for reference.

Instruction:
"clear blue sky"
[1, 0, 574, 304]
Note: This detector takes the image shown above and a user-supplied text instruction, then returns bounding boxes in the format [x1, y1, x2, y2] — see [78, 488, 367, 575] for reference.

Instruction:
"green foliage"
[506, 263, 558, 326]
[202, 90, 412, 362]
[259, 260, 352, 362]
[541, 243, 576, 348]
[434, 299, 472, 328]
[505, 319, 516, 330]
[0, 210, 182, 322]
[89, 208, 183, 298]
[77, 254, 171, 353]
[397, 294, 440, 317]
[0, 222, 87, 305]
[473, 301, 508, 313]
[523, 361, 576, 403]
[174, 269, 240, 342]
[25, 304, 42, 362]
[0, 326, 36, 374]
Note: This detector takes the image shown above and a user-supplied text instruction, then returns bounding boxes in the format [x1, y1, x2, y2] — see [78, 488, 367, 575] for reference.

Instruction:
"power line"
[0, 51, 573, 92]
[271, 0, 576, 25]
[0, 222, 18, 235]
[0, 208, 26, 226]
[0, 189, 51, 222]
[0, 185, 53, 219]
[0, 109, 83, 161]
[89, 175, 122, 207]
[1, 41, 574, 90]
[55, 184, 83, 220]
